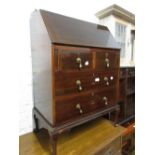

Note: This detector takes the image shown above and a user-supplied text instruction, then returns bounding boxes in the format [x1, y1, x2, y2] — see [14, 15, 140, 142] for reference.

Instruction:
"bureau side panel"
[30, 10, 53, 124]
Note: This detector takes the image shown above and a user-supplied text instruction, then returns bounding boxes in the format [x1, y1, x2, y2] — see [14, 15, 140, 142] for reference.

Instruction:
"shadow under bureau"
[30, 9, 121, 155]
[20, 119, 126, 155]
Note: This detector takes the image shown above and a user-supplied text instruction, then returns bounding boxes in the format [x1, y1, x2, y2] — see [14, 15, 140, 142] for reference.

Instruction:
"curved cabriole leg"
[50, 133, 58, 155]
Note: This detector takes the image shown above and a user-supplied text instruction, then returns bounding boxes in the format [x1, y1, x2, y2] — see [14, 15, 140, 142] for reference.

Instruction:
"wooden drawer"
[55, 71, 94, 96]
[94, 70, 118, 89]
[55, 89, 116, 124]
[55, 93, 98, 124]
[58, 48, 93, 70]
[55, 70, 118, 96]
[94, 88, 116, 108]
[95, 49, 119, 69]
[96, 137, 121, 155]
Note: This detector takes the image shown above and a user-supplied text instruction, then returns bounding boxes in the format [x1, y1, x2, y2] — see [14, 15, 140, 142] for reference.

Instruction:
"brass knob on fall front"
[76, 57, 83, 69]
[104, 77, 109, 86]
[105, 58, 110, 68]
[76, 103, 83, 114]
[102, 96, 108, 106]
[76, 80, 83, 91]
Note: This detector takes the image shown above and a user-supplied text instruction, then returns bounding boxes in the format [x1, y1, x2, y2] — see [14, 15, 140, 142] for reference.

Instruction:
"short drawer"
[95, 49, 120, 69]
[58, 48, 93, 70]
[94, 88, 116, 108]
[96, 137, 121, 155]
[55, 70, 118, 96]
[55, 89, 116, 124]
[93, 70, 118, 89]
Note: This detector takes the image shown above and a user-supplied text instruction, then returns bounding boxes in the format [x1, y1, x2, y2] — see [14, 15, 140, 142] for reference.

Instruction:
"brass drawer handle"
[76, 57, 83, 69]
[104, 77, 109, 86]
[76, 104, 83, 114]
[102, 96, 108, 106]
[76, 80, 83, 91]
[105, 58, 110, 68]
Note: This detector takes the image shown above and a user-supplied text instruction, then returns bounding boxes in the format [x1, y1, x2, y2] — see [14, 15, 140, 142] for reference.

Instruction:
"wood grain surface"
[20, 119, 125, 155]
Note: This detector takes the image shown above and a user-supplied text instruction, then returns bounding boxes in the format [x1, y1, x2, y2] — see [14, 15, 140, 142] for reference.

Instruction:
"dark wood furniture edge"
[122, 122, 135, 155]
[33, 105, 120, 155]
[119, 115, 135, 125]
[53, 42, 120, 51]
[33, 105, 120, 133]
[118, 67, 135, 124]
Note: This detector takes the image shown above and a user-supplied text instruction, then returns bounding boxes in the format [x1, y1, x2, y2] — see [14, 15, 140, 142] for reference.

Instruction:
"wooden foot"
[108, 112, 111, 120]
[114, 106, 120, 127]
[33, 114, 39, 133]
[50, 134, 58, 155]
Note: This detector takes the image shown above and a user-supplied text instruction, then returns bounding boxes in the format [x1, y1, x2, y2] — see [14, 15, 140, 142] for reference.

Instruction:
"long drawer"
[55, 70, 118, 96]
[55, 88, 116, 124]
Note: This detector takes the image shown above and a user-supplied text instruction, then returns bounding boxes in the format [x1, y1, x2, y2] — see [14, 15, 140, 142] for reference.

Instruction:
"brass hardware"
[76, 57, 83, 69]
[76, 57, 81, 62]
[78, 85, 82, 91]
[105, 58, 110, 67]
[76, 103, 81, 109]
[76, 80, 81, 85]
[103, 96, 108, 105]
[76, 103, 83, 114]
[104, 77, 109, 86]
[76, 80, 83, 91]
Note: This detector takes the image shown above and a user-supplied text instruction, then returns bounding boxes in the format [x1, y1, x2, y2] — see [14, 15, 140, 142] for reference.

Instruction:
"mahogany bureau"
[30, 9, 120, 155]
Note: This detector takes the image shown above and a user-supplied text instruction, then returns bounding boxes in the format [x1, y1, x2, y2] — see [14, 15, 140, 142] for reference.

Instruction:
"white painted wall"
[99, 15, 116, 36]
[19, 52, 33, 135]
[115, 17, 135, 66]
[98, 15, 135, 67]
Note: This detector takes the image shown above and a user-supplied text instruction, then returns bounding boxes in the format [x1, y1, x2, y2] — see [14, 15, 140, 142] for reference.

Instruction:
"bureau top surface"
[38, 9, 120, 49]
